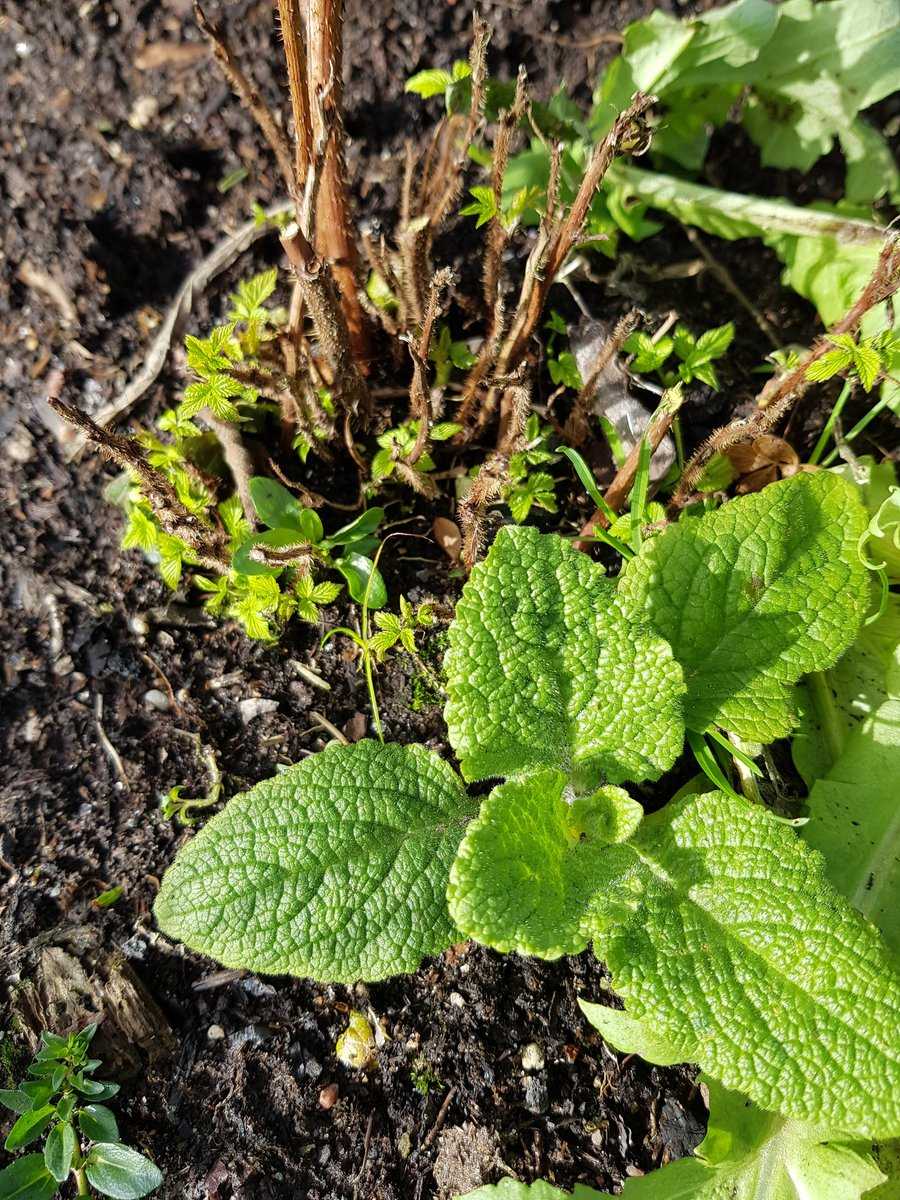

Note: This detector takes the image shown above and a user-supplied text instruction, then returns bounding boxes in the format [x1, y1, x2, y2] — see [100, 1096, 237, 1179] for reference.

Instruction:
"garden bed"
[1, 1, 895, 1197]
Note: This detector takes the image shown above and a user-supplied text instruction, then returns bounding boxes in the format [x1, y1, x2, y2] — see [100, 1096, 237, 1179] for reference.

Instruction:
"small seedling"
[623, 321, 734, 389]
[0, 1024, 162, 1199]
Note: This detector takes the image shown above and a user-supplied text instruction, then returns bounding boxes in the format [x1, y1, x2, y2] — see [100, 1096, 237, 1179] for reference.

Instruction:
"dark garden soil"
[2, 1, 897, 1197]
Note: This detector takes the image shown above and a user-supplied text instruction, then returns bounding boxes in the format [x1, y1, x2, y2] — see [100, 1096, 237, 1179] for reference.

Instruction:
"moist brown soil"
[1, 1, 896, 1197]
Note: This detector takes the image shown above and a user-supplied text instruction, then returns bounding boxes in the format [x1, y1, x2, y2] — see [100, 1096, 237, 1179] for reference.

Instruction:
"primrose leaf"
[0, 1154, 58, 1200]
[444, 525, 685, 787]
[448, 770, 642, 958]
[84, 1142, 163, 1199]
[454, 780, 900, 1137]
[591, 791, 900, 1138]
[618, 471, 870, 741]
[155, 741, 476, 982]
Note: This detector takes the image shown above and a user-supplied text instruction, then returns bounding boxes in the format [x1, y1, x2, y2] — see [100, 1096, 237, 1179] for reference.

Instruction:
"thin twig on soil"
[684, 227, 781, 349]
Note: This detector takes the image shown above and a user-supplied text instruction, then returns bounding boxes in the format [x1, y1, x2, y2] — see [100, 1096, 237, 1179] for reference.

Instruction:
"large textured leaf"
[155, 741, 476, 982]
[618, 471, 869, 741]
[447, 771, 641, 958]
[444, 525, 685, 787]
[450, 782, 900, 1137]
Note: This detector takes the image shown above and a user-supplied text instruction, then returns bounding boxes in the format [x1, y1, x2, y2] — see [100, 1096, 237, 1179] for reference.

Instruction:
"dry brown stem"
[276, 0, 313, 187]
[407, 268, 454, 466]
[499, 92, 654, 380]
[194, 1, 295, 195]
[281, 222, 371, 420]
[205, 413, 258, 529]
[48, 398, 230, 571]
[306, 0, 369, 358]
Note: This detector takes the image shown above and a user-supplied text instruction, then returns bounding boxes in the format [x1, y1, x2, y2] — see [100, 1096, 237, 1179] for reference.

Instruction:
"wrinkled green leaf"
[619, 472, 870, 741]
[451, 781, 900, 1137]
[155, 741, 476, 982]
[444, 525, 685, 787]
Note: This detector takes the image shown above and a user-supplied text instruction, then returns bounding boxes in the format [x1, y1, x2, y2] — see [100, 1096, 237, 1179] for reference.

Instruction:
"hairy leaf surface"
[155, 741, 476, 982]
[618, 471, 869, 741]
[450, 783, 900, 1136]
[444, 525, 685, 786]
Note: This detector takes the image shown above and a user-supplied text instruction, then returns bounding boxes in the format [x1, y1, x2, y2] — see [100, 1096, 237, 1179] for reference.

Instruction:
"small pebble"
[129, 615, 149, 637]
[521, 1042, 545, 1071]
[238, 697, 279, 725]
[129, 95, 159, 129]
[318, 1083, 339, 1110]
[207, 1024, 225, 1041]
[143, 688, 170, 712]
[449, 992, 464, 1008]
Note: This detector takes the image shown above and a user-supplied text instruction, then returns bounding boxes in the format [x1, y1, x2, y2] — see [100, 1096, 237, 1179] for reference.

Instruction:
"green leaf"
[618, 471, 870, 741]
[579, 1000, 686, 1066]
[43, 1120, 76, 1182]
[4, 1106, 56, 1151]
[405, 68, 452, 98]
[797, 599, 900, 955]
[0, 1091, 34, 1115]
[155, 741, 477, 982]
[593, 791, 900, 1137]
[457, 1181, 606, 1199]
[180, 374, 243, 423]
[612, 1076, 885, 1199]
[0, 1154, 58, 1200]
[453, 780, 900, 1136]
[248, 478, 323, 541]
[444, 526, 685, 787]
[78, 1104, 120, 1144]
[460, 186, 498, 229]
[84, 1143, 163, 1199]
[448, 770, 643, 958]
[320, 508, 384, 549]
[334, 552, 387, 609]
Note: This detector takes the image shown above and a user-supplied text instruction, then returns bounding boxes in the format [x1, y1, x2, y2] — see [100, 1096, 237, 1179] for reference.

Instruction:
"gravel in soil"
[2, 0, 894, 1196]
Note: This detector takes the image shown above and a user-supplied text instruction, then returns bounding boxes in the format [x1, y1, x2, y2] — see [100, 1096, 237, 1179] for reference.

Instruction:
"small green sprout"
[504, 415, 559, 523]
[0, 1024, 162, 1199]
[371, 419, 461, 488]
[624, 321, 734, 389]
[429, 326, 476, 388]
[805, 330, 898, 392]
